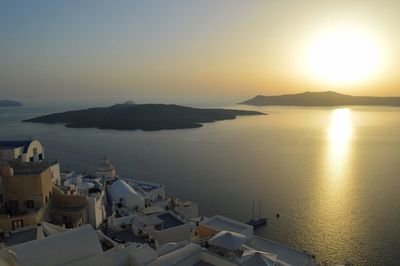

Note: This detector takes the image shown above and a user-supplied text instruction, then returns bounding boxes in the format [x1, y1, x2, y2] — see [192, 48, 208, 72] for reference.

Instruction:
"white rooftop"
[8, 225, 102, 266]
[245, 236, 317, 266]
[201, 215, 253, 237]
[108, 180, 145, 209]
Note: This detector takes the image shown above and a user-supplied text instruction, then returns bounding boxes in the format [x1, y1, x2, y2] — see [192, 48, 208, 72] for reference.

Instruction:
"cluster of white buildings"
[0, 139, 317, 266]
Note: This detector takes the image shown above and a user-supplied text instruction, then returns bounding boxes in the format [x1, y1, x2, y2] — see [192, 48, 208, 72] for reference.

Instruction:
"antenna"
[252, 200, 255, 220]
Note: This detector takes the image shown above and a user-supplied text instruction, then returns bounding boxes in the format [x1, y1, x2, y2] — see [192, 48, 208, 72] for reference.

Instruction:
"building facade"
[0, 161, 53, 232]
[0, 140, 44, 163]
[95, 157, 117, 181]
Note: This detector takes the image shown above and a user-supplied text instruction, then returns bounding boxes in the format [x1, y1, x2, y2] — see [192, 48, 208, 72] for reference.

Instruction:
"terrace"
[244, 236, 317, 266]
[200, 215, 253, 237]
[3, 228, 38, 247]
[106, 230, 146, 244]
[157, 213, 184, 230]
[131, 180, 162, 192]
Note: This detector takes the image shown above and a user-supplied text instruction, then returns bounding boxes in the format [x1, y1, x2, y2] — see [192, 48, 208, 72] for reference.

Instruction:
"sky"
[1, 0, 400, 103]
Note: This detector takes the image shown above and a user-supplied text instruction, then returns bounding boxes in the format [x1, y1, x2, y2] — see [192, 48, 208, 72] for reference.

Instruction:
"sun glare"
[327, 108, 353, 181]
[329, 108, 351, 139]
[328, 108, 352, 156]
[305, 25, 380, 85]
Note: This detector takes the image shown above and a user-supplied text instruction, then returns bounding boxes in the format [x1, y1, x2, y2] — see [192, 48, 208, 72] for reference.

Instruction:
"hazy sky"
[1, 0, 400, 101]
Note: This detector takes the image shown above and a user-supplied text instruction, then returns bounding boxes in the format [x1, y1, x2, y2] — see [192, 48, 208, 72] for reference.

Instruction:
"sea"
[0, 101, 399, 265]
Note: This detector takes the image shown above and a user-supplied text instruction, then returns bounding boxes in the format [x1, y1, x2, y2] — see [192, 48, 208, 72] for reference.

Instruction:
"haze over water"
[1, 104, 399, 265]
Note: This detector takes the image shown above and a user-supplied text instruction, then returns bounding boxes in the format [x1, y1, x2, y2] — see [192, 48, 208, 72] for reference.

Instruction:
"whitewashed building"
[87, 191, 106, 229]
[95, 157, 117, 181]
[0, 140, 44, 163]
[108, 180, 145, 211]
[0, 139, 61, 185]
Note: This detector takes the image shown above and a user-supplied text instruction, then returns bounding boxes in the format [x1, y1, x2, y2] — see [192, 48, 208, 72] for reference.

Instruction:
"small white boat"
[247, 200, 267, 227]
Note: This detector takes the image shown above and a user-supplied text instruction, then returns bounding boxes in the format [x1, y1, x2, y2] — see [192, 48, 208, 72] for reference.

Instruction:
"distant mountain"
[24, 104, 265, 131]
[240, 91, 400, 106]
[0, 100, 22, 107]
[124, 100, 136, 105]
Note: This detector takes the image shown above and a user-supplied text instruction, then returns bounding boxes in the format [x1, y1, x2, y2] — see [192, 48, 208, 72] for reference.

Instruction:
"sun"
[305, 24, 380, 85]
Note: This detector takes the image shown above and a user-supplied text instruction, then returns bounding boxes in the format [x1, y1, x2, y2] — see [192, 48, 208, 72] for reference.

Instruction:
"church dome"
[96, 157, 115, 172]
[95, 157, 117, 179]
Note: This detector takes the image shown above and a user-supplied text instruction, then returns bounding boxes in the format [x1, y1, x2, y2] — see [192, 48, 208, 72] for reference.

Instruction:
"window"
[26, 200, 34, 208]
[8, 201, 19, 216]
[45, 196, 48, 204]
[12, 219, 24, 230]
[38, 154, 43, 160]
[49, 192, 52, 199]
[29, 157, 34, 162]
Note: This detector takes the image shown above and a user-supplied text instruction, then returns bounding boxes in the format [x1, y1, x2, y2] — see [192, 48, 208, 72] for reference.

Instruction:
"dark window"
[29, 157, 34, 162]
[26, 200, 34, 208]
[49, 192, 52, 199]
[38, 154, 43, 160]
[155, 224, 163, 231]
[8, 201, 19, 216]
[45, 196, 48, 204]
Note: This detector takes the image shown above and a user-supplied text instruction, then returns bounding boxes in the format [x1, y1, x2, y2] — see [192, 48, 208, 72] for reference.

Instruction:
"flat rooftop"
[202, 215, 251, 234]
[10, 161, 50, 175]
[131, 180, 163, 192]
[157, 213, 184, 229]
[107, 230, 145, 244]
[4, 228, 37, 247]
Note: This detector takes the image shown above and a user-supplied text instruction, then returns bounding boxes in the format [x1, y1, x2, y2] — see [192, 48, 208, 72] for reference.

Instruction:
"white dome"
[108, 180, 144, 210]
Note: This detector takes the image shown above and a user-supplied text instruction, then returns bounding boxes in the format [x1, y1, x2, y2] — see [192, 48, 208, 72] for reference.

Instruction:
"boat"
[247, 217, 267, 227]
[247, 200, 267, 227]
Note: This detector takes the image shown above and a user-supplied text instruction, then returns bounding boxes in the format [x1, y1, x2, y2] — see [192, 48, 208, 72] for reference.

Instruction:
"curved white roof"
[108, 180, 144, 209]
[148, 243, 201, 266]
[9, 225, 102, 266]
[209, 230, 247, 250]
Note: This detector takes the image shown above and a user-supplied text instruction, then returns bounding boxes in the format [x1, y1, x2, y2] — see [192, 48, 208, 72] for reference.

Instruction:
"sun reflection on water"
[329, 108, 352, 146]
[327, 108, 352, 180]
[310, 108, 355, 258]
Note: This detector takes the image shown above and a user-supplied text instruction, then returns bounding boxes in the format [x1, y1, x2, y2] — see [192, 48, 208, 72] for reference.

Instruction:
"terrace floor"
[107, 230, 146, 244]
[158, 213, 184, 229]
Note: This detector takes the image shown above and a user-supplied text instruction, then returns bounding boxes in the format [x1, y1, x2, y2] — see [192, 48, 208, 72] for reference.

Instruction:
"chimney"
[0, 162, 13, 177]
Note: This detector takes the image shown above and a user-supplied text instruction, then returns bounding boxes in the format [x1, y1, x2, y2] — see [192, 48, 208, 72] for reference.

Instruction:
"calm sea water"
[1, 104, 400, 265]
